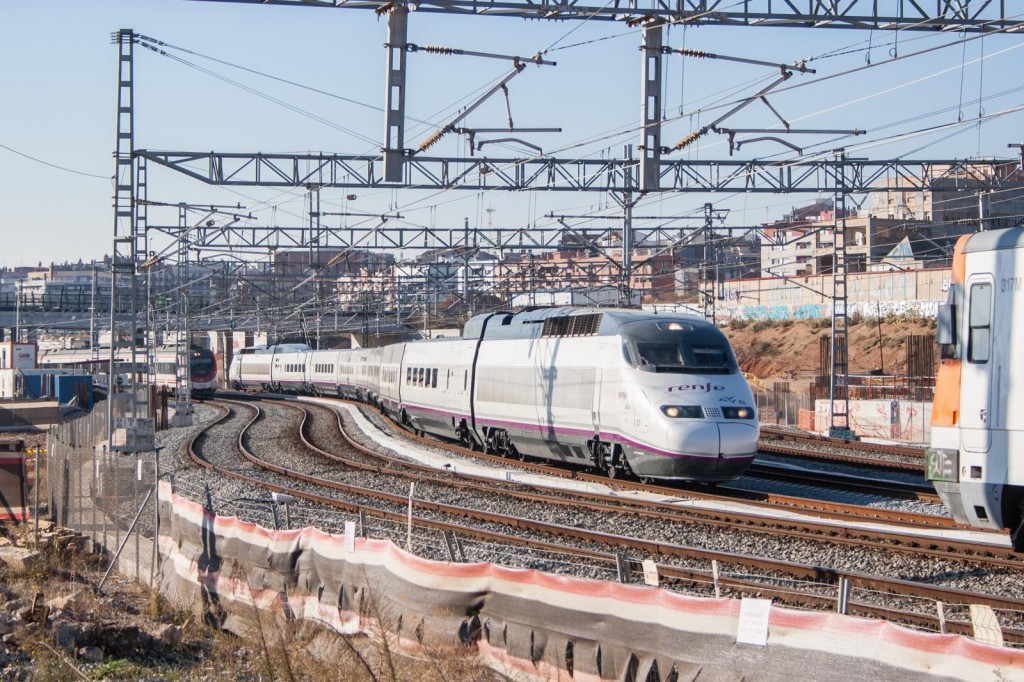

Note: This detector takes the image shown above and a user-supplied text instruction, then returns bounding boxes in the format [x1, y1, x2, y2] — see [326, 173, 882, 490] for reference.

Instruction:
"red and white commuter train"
[230, 307, 759, 482]
[38, 345, 218, 397]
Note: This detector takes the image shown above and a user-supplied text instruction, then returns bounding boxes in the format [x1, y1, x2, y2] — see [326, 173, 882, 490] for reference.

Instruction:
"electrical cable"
[0, 143, 109, 179]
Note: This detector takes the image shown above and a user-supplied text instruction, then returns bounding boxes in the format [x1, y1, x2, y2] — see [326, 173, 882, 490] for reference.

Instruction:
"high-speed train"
[38, 345, 218, 397]
[928, 228, 1024, 551]
[230, 307, 759, 482]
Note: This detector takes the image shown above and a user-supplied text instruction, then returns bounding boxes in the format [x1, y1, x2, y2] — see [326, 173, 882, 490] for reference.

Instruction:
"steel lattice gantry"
[189, 0, 1024, 32]
[139, 150, 1018, 194]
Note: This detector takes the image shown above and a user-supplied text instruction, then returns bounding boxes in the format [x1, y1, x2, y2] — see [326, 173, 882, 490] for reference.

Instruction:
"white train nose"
[719, 422, 758, 456]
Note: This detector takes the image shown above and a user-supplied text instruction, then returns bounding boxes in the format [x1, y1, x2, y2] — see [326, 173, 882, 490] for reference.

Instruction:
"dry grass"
[0, 520, 504, 680]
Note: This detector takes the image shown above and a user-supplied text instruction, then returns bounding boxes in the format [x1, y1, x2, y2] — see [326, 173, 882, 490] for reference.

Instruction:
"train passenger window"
[406, 368, 411, 384]
[967, 282, 992, 364]
[419, 368, 425, 386]
[432, 368, 438, 388]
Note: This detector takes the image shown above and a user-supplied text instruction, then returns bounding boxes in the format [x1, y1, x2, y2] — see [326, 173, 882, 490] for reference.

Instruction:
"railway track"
[302, 395, 955, 533]
[759, 426, 927, 473]
[181, 397, 1024, 643]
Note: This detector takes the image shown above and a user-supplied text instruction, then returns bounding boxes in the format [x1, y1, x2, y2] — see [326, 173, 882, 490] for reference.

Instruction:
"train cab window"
[967, 282, 993, 364]
[622, 322, 738, 374]
[636, 344, 680, 367]
[432, 368, 438, 388]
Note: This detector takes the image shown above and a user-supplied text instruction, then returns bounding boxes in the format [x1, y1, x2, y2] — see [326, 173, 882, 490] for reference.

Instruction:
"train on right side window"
[927, 227, 1024, 551]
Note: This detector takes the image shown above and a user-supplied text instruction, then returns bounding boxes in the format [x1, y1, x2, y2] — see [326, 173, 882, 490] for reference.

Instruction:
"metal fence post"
[615, 553, 631, 584]
[836, 576, 851, 615]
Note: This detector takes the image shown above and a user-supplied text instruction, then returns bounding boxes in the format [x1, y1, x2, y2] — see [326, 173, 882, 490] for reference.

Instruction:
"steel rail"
[760, 426, 927, 460]
[295, 394, 963, 529]
[185, 399, 1024, 643]
[279, 398, 1023, 568]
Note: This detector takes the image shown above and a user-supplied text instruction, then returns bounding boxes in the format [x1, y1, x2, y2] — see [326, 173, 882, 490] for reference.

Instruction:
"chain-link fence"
[46, 390, 162, 585]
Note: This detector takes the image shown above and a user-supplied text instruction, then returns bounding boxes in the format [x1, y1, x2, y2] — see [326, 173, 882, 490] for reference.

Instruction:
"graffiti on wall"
[813, 399, 932, 442]
[717, 299, 942, 323]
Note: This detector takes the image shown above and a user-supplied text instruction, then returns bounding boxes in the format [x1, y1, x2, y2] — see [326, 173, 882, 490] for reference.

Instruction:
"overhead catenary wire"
[118, 11, 1024, 318]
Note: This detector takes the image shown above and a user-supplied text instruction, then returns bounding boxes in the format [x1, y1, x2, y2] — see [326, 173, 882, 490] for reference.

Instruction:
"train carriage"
[307, 350, 343, 396]
[271, 350, 309, 393]
[928, 228, 1024, 551]
[399, 338, 475, 440]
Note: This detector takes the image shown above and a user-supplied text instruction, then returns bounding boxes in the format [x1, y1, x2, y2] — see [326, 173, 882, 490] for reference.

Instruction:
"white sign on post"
[641, 559, 659, 586]
[736, 598, 772, 646]
[344, 521, 356, 553]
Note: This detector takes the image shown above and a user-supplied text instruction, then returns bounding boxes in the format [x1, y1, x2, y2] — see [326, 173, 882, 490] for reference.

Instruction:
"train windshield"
[192, 355, 215, 374]
[621, 322, 738, 374]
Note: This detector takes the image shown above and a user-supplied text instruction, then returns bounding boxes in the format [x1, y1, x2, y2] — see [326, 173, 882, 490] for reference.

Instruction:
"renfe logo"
[667, 383, 726, 393]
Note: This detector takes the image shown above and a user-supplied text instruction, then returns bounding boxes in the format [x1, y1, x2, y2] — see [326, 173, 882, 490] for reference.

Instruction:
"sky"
[2, 1, 1024, 267]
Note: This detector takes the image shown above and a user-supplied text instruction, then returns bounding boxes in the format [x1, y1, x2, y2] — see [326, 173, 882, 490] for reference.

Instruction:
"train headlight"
[722, 406, 754, 419]
[661, 405, 703, 418]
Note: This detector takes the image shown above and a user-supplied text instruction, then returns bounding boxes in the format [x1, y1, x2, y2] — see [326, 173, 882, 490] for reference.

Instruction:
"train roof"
[238, 343, 311, 354]
[963, 226, 1024, 254]
[462, 307, 713, 341]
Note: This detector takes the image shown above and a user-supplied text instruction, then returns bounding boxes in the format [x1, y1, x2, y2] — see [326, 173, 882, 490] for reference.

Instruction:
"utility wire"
[0, 143, 108, 179]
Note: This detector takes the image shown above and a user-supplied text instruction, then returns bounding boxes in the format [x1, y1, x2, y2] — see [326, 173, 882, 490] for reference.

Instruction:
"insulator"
[672, 129, 707, 152]
[678, 48, 708, 59]
[421, 44, 455, 55]
[418, 128, 448, 152]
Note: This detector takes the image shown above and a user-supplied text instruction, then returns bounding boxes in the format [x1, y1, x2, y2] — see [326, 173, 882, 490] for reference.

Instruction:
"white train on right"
[927, 227, 1024, 551]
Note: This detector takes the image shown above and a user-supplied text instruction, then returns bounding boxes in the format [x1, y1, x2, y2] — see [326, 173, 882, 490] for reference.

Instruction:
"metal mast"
[829, 159, 853, 439]
[108, 29, 154, 455]
[172, 206, 193, 427]
[383, 3, 409, 183]
[701, 202, 716, 322]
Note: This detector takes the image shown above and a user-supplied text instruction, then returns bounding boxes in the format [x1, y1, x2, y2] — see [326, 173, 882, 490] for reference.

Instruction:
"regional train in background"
[928, 227, 1024, 552]
[38, 344, 218, 397]
[230, 307, 759, 482]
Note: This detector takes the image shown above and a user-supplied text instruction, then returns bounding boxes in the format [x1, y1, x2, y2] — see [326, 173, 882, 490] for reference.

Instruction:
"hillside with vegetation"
[722, 315, 938, 390]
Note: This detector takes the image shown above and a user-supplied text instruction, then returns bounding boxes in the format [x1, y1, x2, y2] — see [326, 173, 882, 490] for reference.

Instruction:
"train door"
[960, 274, 994, 454]
[592, 342, 614, 433]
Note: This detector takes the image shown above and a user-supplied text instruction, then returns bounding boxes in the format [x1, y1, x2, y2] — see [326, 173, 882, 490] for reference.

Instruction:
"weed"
[87, 658, 148, 680]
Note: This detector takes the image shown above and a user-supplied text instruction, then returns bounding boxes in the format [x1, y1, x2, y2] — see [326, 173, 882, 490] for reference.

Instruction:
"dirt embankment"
[722, 317, 937, 389]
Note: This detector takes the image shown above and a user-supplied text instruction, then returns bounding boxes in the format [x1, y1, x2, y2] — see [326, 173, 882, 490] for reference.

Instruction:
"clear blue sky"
[3, 1, 1023, 266]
